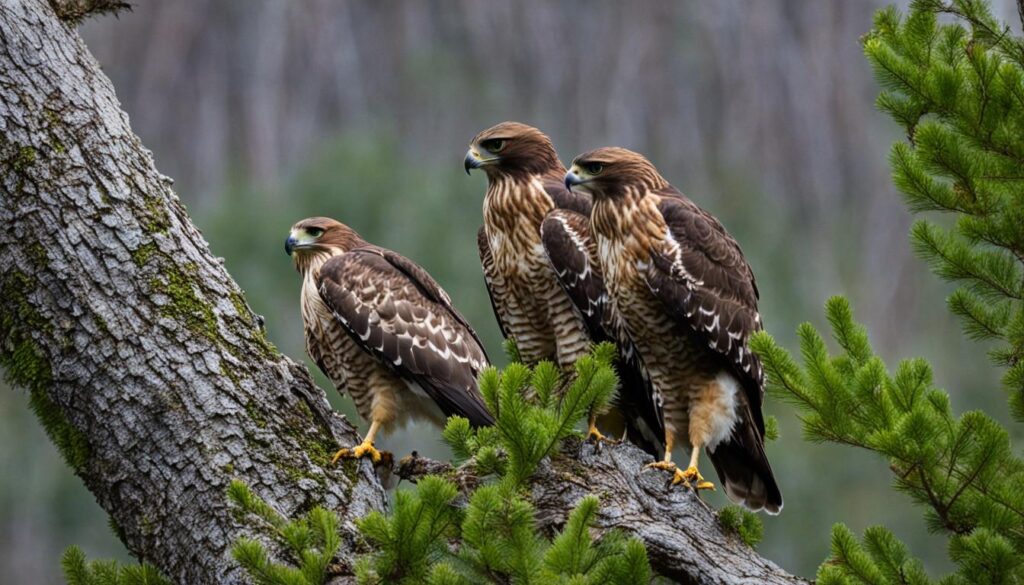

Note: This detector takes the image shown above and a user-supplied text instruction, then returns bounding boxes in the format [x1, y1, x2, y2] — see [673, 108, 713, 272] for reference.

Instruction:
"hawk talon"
[670, 469, 692, 487]
[586, 425, 618, 446]
[646, 460, 691, 486]
[331, 441, 385, 464]
[646, 460, 677, 473]
[680, 465, 716, 492]
[680, 465, 703, 483]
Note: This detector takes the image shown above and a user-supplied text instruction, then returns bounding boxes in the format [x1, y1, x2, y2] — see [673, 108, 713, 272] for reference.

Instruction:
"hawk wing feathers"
[317, 247, 494, 427]
[643, 193, 765, 433]
[641, 191, 781, 513]
[541, 208, 666, 458]
[476, 227, 511, 339]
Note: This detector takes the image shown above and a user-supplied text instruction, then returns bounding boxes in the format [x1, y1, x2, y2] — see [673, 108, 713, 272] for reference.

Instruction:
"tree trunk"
[0, 2, 385, 583]
[0, 2, 808, 583]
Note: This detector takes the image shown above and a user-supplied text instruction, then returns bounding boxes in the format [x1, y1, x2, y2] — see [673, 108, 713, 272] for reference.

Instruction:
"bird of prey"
[285, 217, 494, 463]
[465, 122, 664, 457]
[565, 148, 782, 514]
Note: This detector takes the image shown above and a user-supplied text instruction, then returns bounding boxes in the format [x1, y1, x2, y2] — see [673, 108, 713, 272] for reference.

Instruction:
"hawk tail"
[613, 359, 665, 460]
[708, 431, 782, 515]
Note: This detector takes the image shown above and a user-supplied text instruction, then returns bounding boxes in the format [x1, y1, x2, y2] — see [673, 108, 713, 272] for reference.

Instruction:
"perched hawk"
[286, 217, 494, 463]
[565, 148, 782, 514]
[465, 122, 663, 457]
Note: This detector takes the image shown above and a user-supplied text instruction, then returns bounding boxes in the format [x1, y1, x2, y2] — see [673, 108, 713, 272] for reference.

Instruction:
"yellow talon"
[331, 440, 384, 464]
[647, 460, 689, 485]
[680, 465, 715, 491]
[646, 460, 677, 472]
[587, 423, 608, 443]
[671, 469, 691, 487]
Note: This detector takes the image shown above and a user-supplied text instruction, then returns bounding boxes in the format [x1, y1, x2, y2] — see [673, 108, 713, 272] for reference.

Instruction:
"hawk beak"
[464, 149, 481, 175]
[284, 235, 298, 256]
[565, 170, 585, 191]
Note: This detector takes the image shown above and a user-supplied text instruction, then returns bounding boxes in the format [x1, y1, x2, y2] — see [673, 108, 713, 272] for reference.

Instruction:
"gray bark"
[0, 2, 385, 583]
[399, 441, 810, 585]
[0, 2, 808, 584]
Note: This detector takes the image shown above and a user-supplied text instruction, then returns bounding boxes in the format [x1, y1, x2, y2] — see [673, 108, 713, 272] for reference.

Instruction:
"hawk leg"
[644, 433, 691, 486]
[586, 411, 615, 444]
[332, 420, 388, 464]
[681, 445, 715, 491]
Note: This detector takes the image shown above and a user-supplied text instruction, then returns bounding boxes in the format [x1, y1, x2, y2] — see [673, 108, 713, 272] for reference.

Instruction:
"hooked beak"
[284, 234, 298, 256]
[565, 170, 586, 191]
[464, 149, 495, 175]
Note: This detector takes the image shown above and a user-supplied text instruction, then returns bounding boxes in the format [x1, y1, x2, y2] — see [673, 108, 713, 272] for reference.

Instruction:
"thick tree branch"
[0, 2, 384, 583]
[399, 441, 809, 585]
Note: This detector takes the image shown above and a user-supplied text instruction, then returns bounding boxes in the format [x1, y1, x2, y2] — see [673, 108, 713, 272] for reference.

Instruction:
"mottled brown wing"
[539, 209, 605, 336]
[644, 192, 781, 513]
[643, 192, 765, 433]
[541, 208, 665, 458]
[477, 226, 511, 339]
[317, 247, 494, 427]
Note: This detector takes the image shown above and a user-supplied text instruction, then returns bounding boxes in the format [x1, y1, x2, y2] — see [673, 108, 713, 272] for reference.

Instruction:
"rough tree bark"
[0, 2, 808, 584]
[398, 441, 808, 585]
[0, 2, 385, 583]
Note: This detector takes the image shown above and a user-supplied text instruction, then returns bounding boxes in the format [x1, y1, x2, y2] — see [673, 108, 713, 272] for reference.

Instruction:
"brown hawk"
[286, 217, 494, 463]
[565, 148, 782, 514]
[465, 122, 663, 457]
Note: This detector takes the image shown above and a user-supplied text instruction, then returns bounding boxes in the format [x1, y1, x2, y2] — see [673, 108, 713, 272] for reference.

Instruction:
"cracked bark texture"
[0, 2, 811, 584]
[0, 1, 386, 583]
[401, 441, 810, 585]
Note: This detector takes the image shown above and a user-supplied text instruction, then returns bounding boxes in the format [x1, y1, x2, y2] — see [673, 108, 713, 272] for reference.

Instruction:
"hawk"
[285, 217, 494, 463]
[465, 122, 663, 457]
[565, 148, 782, 514]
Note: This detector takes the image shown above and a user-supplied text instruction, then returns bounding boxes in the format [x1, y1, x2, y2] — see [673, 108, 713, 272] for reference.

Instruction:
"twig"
[48, 0, 131, 25]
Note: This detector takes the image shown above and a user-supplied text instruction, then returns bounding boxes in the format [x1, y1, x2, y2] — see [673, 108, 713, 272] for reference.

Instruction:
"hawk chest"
[595, 202, 709, 383]
[483, 178, 558, 309]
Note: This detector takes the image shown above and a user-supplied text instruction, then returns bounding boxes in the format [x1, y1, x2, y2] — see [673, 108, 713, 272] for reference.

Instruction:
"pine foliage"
[227, 480, 342, 585]
[717, 505, 764, 548]
[752, 297, 1024, 583]
[356, 342, 648, 585]
[229, 344, 651, 585]
[60, 546, 170, 585]
[742, 3, 1024, 581]
[864, 0, 1024, 421]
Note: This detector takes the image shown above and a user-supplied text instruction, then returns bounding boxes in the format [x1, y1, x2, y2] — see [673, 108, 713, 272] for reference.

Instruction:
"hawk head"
[285, 217, 363, 273]
[464, 121, 563, 179]
[565, 147, 668, 200]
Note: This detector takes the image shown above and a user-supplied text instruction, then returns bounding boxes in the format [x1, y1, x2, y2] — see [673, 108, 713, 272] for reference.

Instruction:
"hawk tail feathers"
[708, 434, 782, 515]
[418, 377, 495, 428]
[460, 396, 496, 428]
[612, 359, 666, 460]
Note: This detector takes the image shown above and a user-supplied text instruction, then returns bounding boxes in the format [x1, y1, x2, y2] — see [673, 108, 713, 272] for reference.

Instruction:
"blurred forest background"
[4, 1, 1024, 582]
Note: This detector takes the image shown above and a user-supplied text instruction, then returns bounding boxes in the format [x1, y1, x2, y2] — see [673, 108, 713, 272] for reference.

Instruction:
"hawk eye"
[306, 227, 325, 238]
[482, 139, 506, 154]
[583, 162, 604, 175]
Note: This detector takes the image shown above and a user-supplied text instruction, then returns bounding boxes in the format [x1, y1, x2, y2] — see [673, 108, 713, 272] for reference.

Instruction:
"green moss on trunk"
[1, 271, 90, 471]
